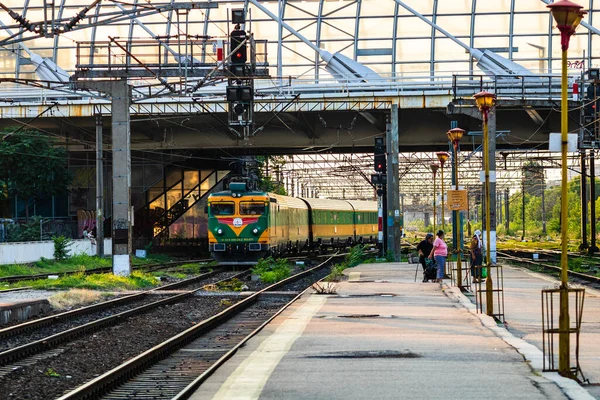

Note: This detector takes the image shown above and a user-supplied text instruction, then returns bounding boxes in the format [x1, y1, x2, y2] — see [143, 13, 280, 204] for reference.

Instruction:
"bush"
[6, 216, 43, 242]
[252, 257, 291, 283]
[345, 244, 367, 267]
[52, 235, 72, 261]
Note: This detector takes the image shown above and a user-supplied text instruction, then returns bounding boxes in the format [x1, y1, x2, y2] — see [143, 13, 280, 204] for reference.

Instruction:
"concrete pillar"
[111, 80, 132, 275]
[386, 104, 402, 262]
[95, 113, 104, 257]
[75, 79, 132, 275]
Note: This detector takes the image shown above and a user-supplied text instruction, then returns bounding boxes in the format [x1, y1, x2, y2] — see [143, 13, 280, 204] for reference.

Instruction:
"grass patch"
[0, 254, 112, 278]
[251, 257, 291, 284]
[6, 270, 159, 291]
[0, 253, 189, 279]
[131, 253, 176, 266]
[48, 288, 112, 310]
[175, 263, 211, 275]
[154, 272, 187, 279]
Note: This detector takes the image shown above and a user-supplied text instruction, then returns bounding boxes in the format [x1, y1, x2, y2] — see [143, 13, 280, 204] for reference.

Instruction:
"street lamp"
[447, 127, 465, 288]
[474, 90, 497, 316]
[547, 0, 586, 378]
[431, 163, 440, 232]
[436, 152, 450, 232]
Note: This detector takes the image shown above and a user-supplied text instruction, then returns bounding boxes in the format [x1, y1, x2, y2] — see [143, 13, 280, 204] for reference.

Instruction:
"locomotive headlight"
[216, 228, 223, 235]
[252, 227, 259, 235]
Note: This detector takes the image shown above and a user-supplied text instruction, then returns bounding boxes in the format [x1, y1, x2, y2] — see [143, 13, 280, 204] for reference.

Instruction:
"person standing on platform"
[470, 230, 483, 283]
[416, 233, 434, 282]
[429, 230, 448, 284]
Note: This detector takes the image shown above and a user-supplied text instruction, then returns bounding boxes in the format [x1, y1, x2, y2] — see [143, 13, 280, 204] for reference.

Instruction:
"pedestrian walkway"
[191, 262, 598, 400]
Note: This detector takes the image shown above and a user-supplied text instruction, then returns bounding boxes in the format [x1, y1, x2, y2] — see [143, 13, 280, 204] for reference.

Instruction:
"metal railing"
[0, 71, 572, 104]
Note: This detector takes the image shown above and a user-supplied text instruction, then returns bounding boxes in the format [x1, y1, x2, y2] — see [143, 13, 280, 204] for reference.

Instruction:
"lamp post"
[436, 152, 450, 232]
[447, 127, 465, 288]
[431, 163, 440, 232]
[547, 0, 586, 377]
[474, 90, 497, 316]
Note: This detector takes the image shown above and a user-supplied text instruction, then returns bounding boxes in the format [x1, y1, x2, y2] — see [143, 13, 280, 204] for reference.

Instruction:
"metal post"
[440, 164, 445, 232]
[505, 189, 510, 232]
[522, 177, 526, 241]
[581, 150, 588, 250]
[488, 110, 497, 263]
[483, 107, 494, 316]
[541, 176, 547, 235]
[590, 149, 598, 253]
[453, 148, 462, 287]
[95, 113, 104, 257]
[558, 45, 570, 377]
[432, 166, 437, 234]
[386, 104, 401, 261]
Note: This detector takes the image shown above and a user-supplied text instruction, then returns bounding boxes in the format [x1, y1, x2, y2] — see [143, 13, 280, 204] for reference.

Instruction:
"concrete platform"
[190, 262, 599, 400]
[0, 298, 51, 325]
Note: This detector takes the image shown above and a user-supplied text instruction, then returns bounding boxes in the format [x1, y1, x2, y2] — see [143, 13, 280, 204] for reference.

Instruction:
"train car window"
[211, 202, 235, 216]
[240, 202, 265, 215]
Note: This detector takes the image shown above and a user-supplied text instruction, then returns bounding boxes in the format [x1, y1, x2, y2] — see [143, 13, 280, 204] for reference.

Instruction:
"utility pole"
[95, 112, 104, 257]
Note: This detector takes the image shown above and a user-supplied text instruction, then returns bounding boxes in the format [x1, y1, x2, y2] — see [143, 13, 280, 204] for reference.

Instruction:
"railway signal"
[230, 27, 247, 67]
[226, 84, 253, 124]
[374, 137, 386, 173]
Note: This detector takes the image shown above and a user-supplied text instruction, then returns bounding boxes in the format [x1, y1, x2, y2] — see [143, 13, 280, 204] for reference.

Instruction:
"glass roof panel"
[0, 0, 597, 80]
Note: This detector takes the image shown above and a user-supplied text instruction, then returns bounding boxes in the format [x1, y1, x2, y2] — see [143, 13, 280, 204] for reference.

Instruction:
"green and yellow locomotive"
[207, 182, 378, 264]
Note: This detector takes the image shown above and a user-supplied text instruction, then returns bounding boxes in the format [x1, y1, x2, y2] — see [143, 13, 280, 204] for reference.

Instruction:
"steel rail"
[0, 258, 212, 284]
[0, 268, 223, 341]
[56, 256, 336, 400]
[0, 270, 246, 365]
[498, 251, 600, 285]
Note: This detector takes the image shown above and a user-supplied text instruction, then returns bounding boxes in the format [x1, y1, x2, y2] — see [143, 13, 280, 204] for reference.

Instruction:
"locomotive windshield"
[210, 202, 235, 216]
[240, 202, 265, 215]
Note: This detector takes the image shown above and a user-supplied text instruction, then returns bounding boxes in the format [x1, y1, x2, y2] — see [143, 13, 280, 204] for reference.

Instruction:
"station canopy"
[0, 0, 599, 81]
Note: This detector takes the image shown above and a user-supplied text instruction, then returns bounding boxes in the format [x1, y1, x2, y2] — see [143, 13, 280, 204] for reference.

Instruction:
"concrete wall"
[0, 239, 112, 265]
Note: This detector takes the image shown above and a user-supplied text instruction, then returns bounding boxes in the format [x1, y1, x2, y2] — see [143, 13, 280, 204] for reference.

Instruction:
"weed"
[48, 288, 104, 310]
[251, 257, 291, 283]
[345, 244, 367, 267]
[176, 263, 210, 275]
[216, 278, 246, 291]
[325, 264, 346, 282]
[44, 368, 61, 377]
[312, 282, 338, 294]
[220, 299, 233, 307]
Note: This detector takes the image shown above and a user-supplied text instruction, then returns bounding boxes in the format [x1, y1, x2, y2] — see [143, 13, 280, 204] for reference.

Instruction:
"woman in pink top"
[428, 230, 448, 284]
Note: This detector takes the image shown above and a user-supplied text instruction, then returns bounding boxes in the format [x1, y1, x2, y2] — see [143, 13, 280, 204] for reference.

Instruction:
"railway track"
[56, 256, 336, 400]
[0, 270, 245, 366]
[0, 259, 213, 285]
[498, 251, 600, 286]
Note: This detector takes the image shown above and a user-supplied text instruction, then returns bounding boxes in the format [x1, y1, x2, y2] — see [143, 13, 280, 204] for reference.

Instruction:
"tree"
[0, 129, 72, 220]
[255, 156, 288, 195]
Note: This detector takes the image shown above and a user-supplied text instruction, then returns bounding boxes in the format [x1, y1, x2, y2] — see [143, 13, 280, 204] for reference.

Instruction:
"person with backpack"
[416, 233, 434, 282]
[470, 230, 483, 283]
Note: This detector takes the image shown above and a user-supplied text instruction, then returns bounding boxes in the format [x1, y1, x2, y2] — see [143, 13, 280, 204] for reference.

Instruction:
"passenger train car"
[207, 182, 378, 264]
